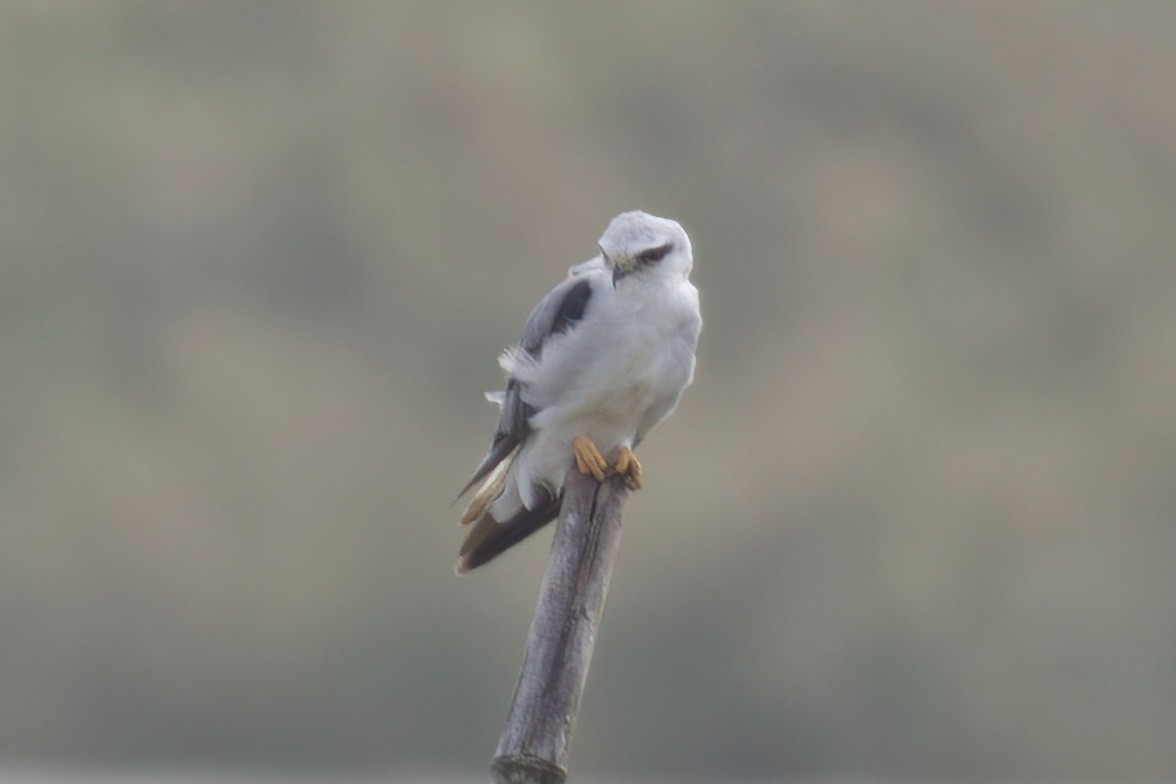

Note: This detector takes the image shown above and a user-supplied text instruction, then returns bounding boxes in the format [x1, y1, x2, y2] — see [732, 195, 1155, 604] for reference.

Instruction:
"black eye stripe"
[637, 243, 672, 264]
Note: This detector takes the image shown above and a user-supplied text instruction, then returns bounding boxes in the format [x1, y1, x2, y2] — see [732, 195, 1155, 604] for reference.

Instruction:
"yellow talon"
[572, 435, 608, 481]
[613, 445, 643, 490]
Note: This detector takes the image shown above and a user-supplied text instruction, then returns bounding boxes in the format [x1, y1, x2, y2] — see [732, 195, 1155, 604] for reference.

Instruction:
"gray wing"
[457, 274, 596, 498]
[520, 273, 594, 356]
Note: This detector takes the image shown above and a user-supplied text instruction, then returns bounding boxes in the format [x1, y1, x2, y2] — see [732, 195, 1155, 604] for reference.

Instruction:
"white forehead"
[598, 210, 690, 256]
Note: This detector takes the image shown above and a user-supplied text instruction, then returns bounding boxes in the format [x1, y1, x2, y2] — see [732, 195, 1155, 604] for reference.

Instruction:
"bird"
[455, 210, 702, 573]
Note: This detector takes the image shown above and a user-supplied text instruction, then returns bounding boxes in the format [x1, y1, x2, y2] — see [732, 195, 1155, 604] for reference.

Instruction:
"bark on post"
[490, 469, 630, 784]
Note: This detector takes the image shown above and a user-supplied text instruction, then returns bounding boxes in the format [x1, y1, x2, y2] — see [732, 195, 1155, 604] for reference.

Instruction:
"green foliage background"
[2, 2, 1174, 781]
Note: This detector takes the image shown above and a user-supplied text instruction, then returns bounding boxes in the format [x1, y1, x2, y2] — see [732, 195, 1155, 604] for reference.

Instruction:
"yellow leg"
[572, 435, 608, 481]
[613, 445, 643, 490]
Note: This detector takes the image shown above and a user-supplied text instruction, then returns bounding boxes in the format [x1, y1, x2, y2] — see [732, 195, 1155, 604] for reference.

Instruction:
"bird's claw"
[572, 435, 609, 482]
[613, 445, 643, 490]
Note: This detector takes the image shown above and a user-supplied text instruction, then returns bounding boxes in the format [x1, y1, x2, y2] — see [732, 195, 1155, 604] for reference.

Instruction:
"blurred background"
[2, 2, 1175, 782]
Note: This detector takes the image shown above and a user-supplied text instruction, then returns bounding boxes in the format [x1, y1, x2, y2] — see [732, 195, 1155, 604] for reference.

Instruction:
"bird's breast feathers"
[532, 278, 698, 433]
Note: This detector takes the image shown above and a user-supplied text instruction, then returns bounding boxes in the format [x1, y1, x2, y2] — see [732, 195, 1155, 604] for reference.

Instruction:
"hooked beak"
[601, 245, 620, 287]
[612, 260, 638, 287]
[603, 245, 635, 287]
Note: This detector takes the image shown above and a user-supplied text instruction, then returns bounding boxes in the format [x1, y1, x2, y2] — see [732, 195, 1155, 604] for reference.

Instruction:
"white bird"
[455, 211, 702, 573]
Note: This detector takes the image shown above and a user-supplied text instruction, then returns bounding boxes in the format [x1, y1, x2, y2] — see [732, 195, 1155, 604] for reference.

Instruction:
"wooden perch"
[491, 469, 631, 784]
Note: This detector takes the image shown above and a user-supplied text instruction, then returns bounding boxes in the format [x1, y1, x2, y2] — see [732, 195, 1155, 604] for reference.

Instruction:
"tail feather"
[456, 493, 561, 574]
[460, 453, 513, 524]
[456, 438, 518, 502]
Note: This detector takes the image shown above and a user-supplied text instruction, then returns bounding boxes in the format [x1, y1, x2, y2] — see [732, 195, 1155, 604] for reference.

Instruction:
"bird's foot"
[612, 445, 643, 490]
[572, 434, 609, 482]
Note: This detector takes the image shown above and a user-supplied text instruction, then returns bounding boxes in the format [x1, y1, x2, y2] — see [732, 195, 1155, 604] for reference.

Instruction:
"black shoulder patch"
[520, 276, 594, 358]
[551, 277, 592, 336]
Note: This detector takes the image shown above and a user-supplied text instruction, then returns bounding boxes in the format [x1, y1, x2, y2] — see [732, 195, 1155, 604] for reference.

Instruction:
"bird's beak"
[612, 258, 637, 287]
[600, 244, 620, 288]
[601, 244, 635, 287]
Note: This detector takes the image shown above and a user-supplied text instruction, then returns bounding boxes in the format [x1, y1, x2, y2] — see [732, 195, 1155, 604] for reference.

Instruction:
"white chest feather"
[556, 279, 697, 431]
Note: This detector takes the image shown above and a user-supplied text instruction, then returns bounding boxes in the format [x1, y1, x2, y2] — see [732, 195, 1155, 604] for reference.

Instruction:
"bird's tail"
[456, 494, 561, 574]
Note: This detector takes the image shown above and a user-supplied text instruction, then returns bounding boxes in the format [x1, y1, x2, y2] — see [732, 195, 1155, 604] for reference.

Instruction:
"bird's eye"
[637, 243, 672, 264]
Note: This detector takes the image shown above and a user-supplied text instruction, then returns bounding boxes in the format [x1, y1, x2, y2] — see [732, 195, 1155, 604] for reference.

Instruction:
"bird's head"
[597, 211, 693, 288]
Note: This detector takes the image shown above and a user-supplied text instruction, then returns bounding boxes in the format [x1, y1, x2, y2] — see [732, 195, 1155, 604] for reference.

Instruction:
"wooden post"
[490, 469, 630, 784]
